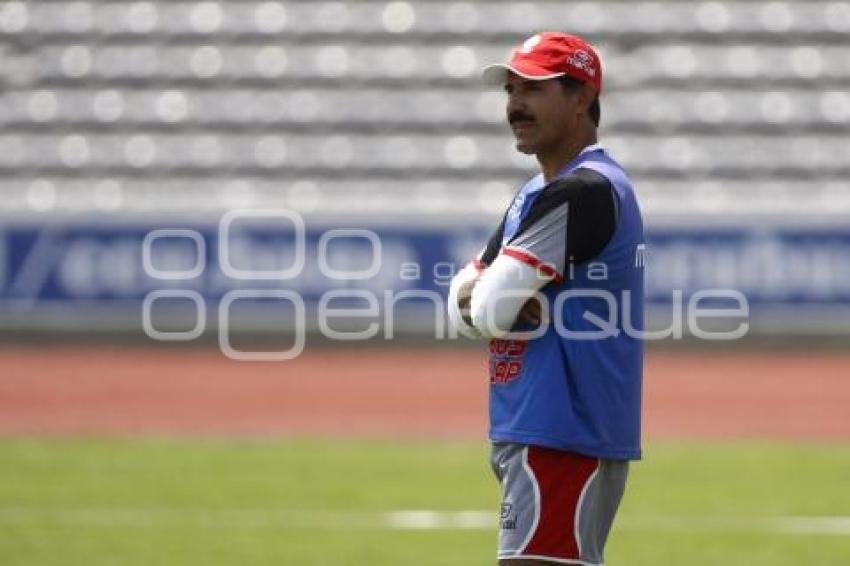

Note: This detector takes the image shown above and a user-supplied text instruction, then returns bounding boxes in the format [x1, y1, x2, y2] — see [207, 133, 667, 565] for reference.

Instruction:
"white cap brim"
[481, 63, 566, 85]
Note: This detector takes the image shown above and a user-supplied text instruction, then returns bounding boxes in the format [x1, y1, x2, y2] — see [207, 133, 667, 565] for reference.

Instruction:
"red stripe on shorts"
[523, 446, 600, 560]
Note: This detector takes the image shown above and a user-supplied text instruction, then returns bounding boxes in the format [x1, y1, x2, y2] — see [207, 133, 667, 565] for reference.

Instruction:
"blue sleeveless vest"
[489, 146, 645, 460]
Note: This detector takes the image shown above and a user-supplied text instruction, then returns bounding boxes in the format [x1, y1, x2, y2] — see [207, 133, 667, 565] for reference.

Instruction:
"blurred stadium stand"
[0, 1, 849, 338]
[1, 0, 848, 223]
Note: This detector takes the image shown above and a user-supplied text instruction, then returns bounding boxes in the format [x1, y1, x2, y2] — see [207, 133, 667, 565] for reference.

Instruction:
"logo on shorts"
[500, 503, 517, 531]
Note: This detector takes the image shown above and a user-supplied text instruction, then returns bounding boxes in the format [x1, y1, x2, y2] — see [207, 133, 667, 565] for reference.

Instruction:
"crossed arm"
[449, 169, 618, 339]
[447, 254, 551, 339]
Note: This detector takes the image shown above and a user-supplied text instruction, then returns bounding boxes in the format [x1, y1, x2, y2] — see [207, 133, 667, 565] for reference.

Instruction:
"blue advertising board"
[1, 219, 849, 335]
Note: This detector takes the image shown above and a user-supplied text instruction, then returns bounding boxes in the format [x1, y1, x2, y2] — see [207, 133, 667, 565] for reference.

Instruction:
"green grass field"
[2, 439, 849, 565]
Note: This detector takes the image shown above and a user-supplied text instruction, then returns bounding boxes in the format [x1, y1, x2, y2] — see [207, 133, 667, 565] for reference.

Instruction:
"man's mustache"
[508, 111, 535, 125]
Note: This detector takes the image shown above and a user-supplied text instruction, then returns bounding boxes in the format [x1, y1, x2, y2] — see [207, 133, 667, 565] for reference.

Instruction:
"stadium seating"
[0, 1, 847, 220]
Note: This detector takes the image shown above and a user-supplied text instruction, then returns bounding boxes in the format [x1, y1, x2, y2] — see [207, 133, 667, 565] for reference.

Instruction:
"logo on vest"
[634, 243, 647, 268]
[507, 193, 525, 225]
[489, 339, 527, 385]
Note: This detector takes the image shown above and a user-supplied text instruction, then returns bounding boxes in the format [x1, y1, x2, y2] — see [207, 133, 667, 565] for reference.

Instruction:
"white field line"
[0, 508, 849, 536]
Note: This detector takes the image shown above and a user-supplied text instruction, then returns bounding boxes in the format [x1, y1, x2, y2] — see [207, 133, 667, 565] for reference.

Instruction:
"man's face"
[504, 73, 581, 155]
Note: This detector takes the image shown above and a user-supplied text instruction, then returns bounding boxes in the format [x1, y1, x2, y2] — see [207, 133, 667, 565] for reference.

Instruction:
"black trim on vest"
[508, 168, 617, 267]
[479, 213, 506, 267]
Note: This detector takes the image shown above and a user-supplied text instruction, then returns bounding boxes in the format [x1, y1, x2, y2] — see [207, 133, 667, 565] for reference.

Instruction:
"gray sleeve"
[502, 202, 568, 280]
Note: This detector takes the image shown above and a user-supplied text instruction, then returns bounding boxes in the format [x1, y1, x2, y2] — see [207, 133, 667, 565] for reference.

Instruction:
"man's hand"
[447, 262, 485, 339]
[457, 278, 478, 326]
[516, 296, 546, 326]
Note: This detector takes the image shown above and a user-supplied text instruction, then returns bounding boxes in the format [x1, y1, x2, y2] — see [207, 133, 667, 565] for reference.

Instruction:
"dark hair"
[558, 76, 601, 127]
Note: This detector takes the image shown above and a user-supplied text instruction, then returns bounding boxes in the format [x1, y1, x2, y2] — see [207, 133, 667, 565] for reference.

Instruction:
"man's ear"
[576, 83, 596, 117]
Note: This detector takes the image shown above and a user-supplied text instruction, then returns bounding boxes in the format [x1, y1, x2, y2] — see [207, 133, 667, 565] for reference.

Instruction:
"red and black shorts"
[490, 443, 629, 565]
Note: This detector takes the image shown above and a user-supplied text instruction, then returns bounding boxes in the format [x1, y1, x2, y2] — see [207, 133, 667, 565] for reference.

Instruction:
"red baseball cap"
[482, 32, 603, 93]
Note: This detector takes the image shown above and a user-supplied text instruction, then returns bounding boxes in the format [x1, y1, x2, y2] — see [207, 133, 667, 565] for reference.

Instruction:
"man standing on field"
[447, 32, 645, 565]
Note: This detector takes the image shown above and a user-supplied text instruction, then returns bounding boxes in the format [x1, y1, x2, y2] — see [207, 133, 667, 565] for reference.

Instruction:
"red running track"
[1, 346, 848, 440]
